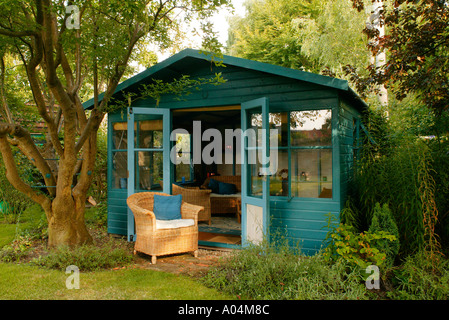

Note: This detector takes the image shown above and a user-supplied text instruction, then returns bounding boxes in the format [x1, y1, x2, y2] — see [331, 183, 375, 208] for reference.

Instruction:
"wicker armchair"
[172, 184, 211, 225]
[126, 192, 202, 264]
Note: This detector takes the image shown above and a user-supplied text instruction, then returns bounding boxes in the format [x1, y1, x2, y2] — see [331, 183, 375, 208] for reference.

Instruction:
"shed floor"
[198, 214, 241, 246]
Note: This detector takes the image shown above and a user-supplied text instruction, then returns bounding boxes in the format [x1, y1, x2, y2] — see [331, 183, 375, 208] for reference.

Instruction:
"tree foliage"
[227, 0, 322, 71]
[0, 0, 230, 247]
[227, 0, 370, 77]
[349, 0, 449, 117]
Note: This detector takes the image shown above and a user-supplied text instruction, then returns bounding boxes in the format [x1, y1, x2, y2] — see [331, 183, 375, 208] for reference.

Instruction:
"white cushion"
[155, 219, 195, 230]
[209, 192, 241, 198]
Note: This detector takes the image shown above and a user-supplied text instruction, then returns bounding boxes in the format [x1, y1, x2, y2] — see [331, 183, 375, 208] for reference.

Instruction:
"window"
[174, 133, 193, 183]
[270, 109, 333, 199]
[135, 117, 164, 191]
[111, 122, 128, 189]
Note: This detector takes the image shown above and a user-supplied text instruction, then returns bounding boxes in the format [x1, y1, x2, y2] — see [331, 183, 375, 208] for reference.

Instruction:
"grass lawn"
[0, 205, 233, 300]
[0, 223, 17, 248]
[0, 262, 232, 300]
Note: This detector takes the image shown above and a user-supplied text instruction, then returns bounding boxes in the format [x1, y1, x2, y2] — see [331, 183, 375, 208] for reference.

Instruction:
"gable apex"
[83, 48, 362, 110]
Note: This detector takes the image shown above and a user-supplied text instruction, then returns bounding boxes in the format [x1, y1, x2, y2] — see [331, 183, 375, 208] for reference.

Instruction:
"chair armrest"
[127, 202, 157, 232]
[181, 202, 203, 224]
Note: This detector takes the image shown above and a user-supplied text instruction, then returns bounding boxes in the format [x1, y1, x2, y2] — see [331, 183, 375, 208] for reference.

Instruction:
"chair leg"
[151, 255, 157, 264]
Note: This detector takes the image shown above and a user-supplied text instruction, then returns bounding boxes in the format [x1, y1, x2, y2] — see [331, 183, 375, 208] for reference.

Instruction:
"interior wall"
[172, 108, 241, 183]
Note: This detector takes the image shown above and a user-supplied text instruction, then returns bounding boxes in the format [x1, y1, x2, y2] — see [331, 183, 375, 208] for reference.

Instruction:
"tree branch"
[0, 122, 57, 196]
[0, 55, 14, 124]
[0, 135, 52, 213]
[0, 29, 37, 38]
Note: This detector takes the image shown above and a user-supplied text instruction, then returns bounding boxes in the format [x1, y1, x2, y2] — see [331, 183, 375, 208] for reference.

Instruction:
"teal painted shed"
[84, 49, 367, 255]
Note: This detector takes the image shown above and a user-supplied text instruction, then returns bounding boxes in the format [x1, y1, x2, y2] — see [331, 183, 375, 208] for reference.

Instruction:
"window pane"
[135, 151, 163, 191]
[248, 112, 263, 197]
[137, 119, 163, 149]
[112, 122, 128, 149]
[270, 150, 289, 196]
[270, 112, 288, 147]
[175, 163, 192, 182]
[175, 133, 192, 182]
[249, 161, 263, 197]
[112, 151, 127, 189]
[291, 149, 332, 198]
[250, 112, 262, 148]
[291, 109, 332, 146]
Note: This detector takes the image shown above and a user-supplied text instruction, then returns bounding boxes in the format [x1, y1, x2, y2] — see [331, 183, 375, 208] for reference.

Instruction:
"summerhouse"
[83, 49, 367, 255]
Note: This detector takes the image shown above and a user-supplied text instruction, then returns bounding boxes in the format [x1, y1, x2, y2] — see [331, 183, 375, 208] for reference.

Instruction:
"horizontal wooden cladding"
[276, 236, 324, 256]
[132, 67, 338, 110]
[172, 105, 240, 112]
[271, 209, 336, 238]
[270, 198, 340, 212]
[156, 87, 336, 108]
[338, 98, 360, 207]
[108, 196, 128, 207]
[108, 226, 127, 236]
[269, 198, 339, 255]
[107, 190, 128, 235]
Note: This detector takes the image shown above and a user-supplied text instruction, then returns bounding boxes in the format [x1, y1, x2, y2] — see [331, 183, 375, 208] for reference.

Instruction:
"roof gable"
[83, 48, 365, 110]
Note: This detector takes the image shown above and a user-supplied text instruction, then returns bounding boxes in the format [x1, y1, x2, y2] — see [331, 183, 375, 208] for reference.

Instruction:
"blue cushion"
[153, 194, 182, 220]
[218, 181, 237, 195]
[208, 178, 220, 193]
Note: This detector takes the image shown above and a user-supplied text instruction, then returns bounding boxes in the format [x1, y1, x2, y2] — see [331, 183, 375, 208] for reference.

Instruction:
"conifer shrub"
[368, 203, 400, 269]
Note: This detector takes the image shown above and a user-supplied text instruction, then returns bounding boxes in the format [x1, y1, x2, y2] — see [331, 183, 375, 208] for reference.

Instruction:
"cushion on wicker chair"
[155, 219, 195, 230]
[153, 194, 182, 220]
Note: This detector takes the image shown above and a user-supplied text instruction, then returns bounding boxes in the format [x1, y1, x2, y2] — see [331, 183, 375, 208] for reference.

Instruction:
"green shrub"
[0, 181, 34, 224]
[323, 222, 397, 269]
[351, 117, 444, 256]
[368, 203, 400, 269]
[389, 251, 449, 299]
[0, 155, 35, 224]
[85, 203, 107, 228]
[31, 239, 133, 271]
[340, 197, 362, 231]
[202, 234, 370, 300]
[0, 235, 33, 262]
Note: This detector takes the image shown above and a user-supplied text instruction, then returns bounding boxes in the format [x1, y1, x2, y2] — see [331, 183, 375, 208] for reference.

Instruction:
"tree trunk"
[367, 0, 388, 112]
[47, 195, 92, 247]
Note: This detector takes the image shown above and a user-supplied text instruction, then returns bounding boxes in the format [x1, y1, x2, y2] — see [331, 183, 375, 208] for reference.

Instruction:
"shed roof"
[82, 48, 368, 111]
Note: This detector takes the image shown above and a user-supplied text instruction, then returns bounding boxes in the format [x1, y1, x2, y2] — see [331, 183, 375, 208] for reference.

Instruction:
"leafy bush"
[202, 234, 370, 300]
[31, 239, 133, 271]
[0, 235, 33, 262]
[0, 155, 35, 224]
[368, 203, 400, 269]
[0, 178, 34, 224]
[388, 251, 449, 300]
[350, 109, 445, 257]
[323, 222, 396, 269]
[85, 203, 108, 228]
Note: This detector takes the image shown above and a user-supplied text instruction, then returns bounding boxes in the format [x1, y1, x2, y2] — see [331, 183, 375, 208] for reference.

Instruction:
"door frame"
[240, 97, 271, 246]
[126, 107, 171, 241]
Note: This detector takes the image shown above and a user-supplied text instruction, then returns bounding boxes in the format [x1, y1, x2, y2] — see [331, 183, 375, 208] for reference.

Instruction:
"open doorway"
[172, 106, 242, 248]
